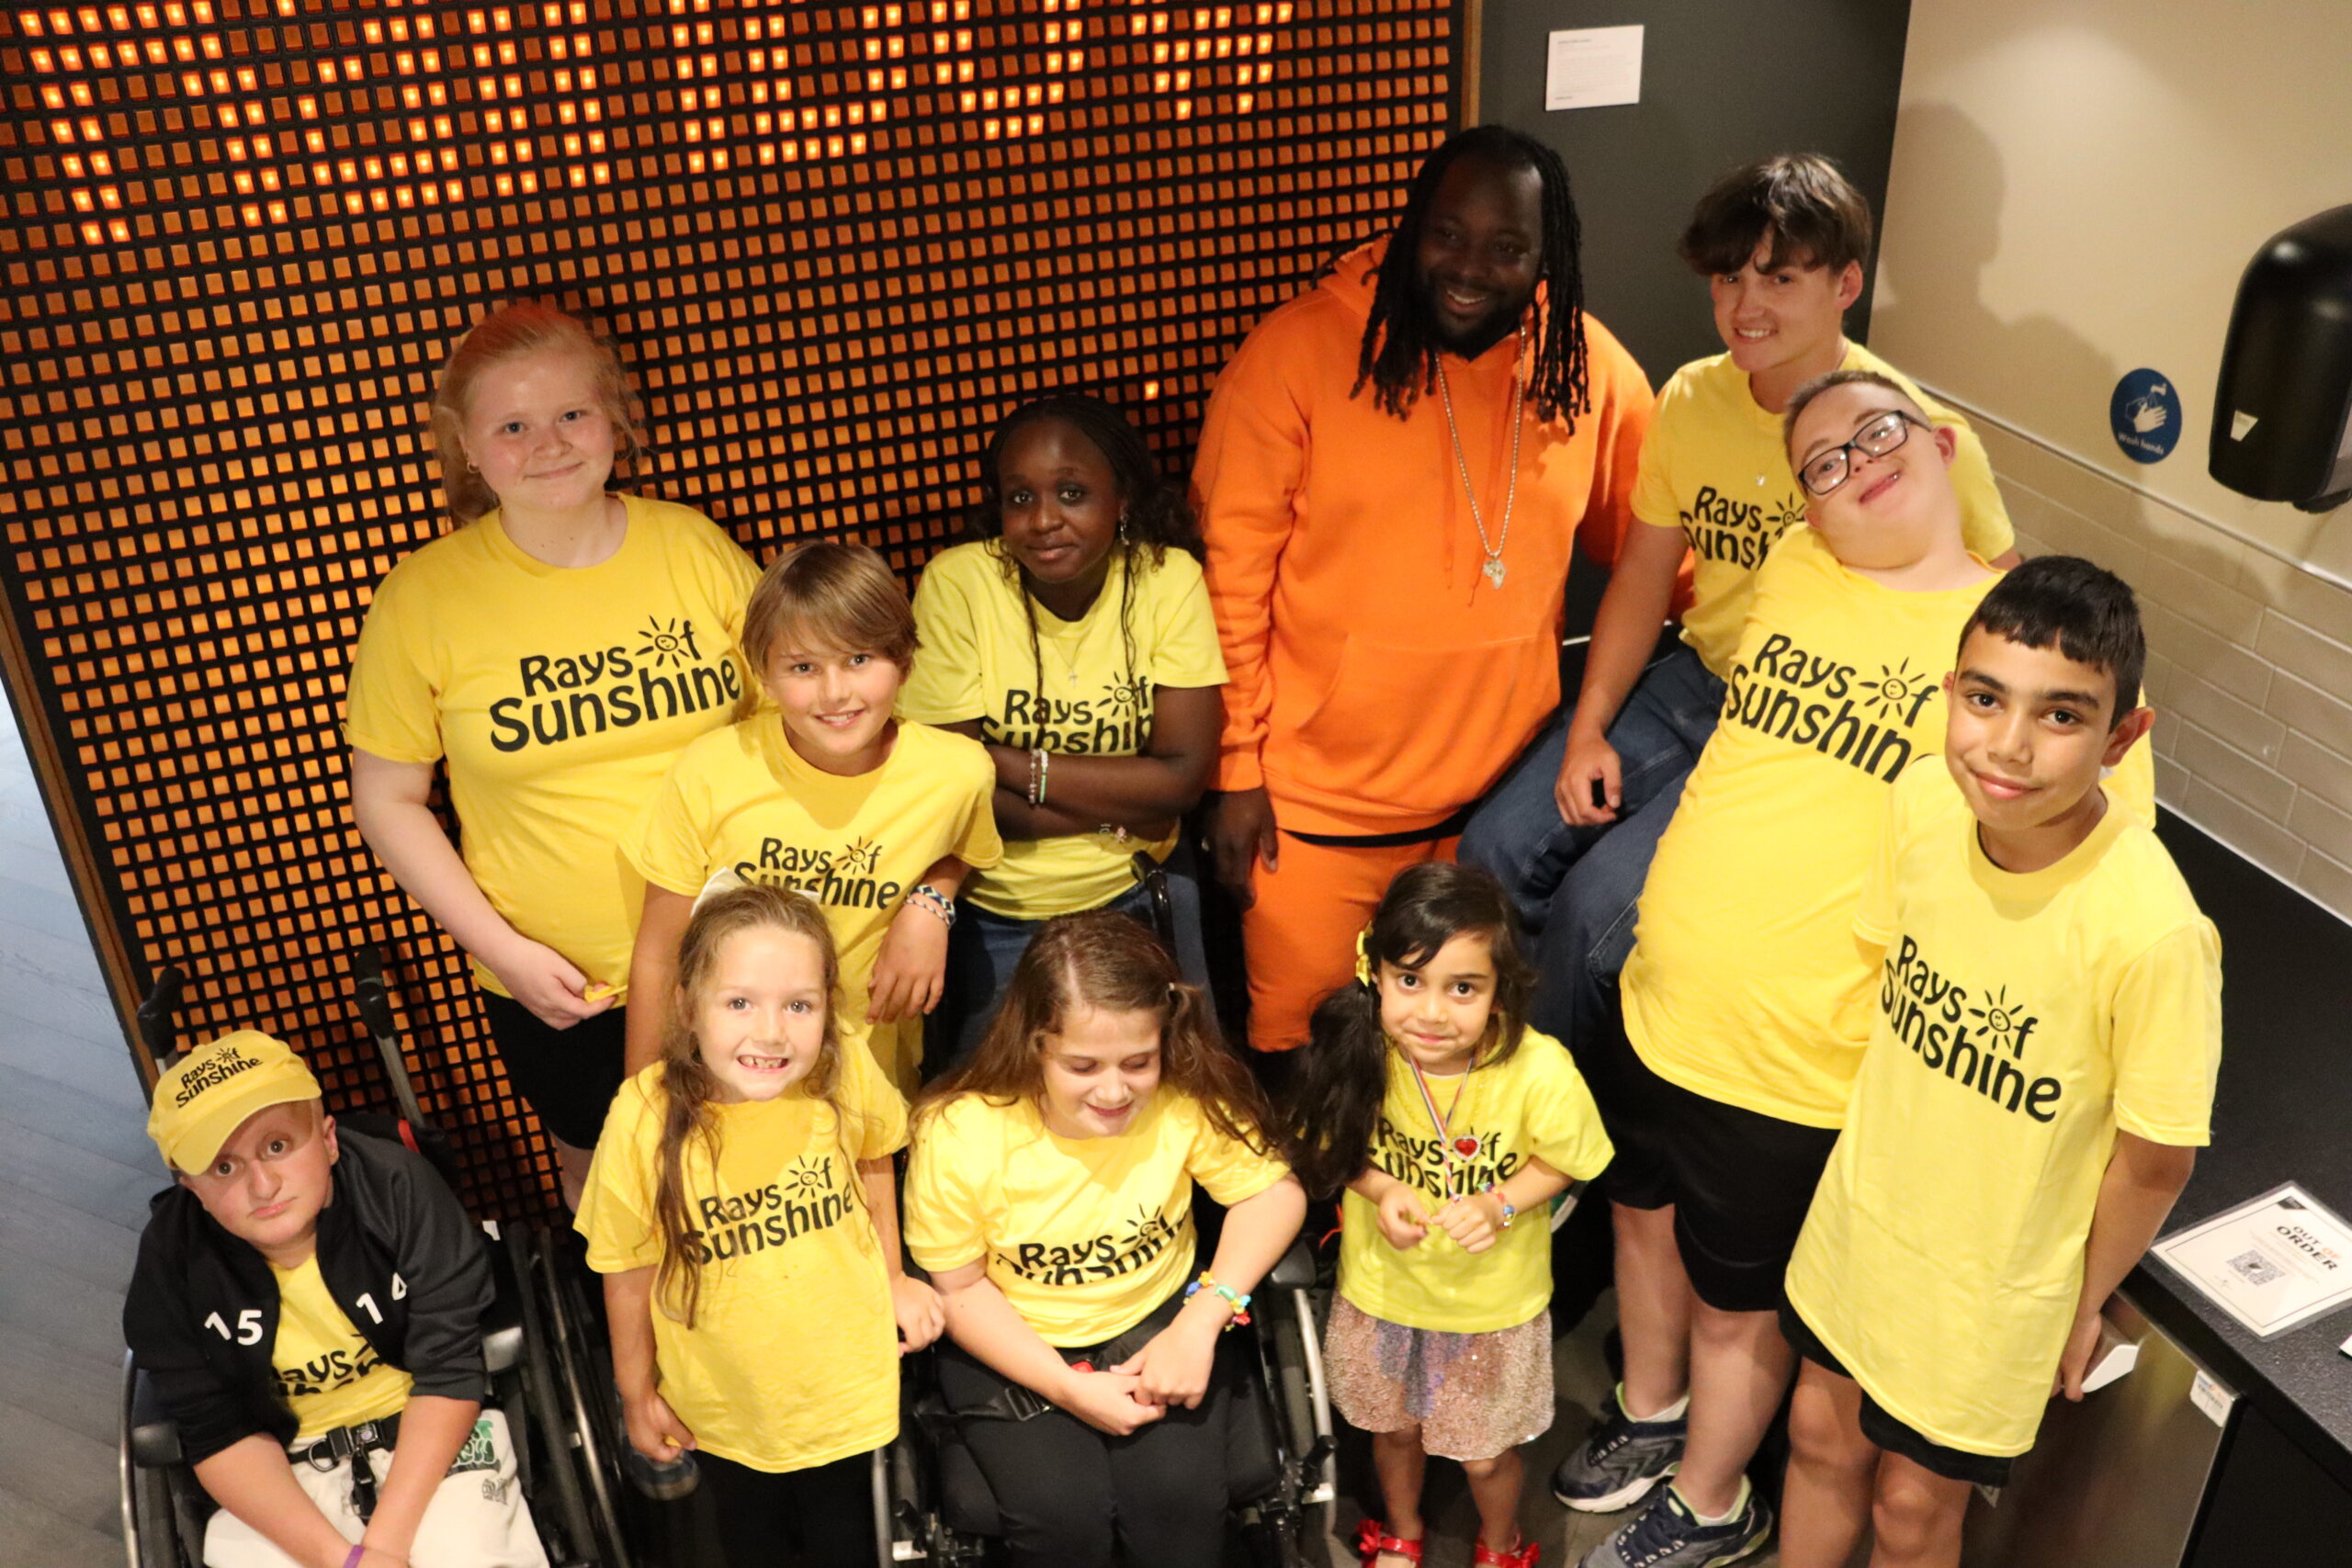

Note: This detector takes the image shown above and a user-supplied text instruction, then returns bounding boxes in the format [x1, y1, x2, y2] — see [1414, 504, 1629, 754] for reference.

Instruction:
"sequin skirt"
[1323, 1295, 1554, 1461]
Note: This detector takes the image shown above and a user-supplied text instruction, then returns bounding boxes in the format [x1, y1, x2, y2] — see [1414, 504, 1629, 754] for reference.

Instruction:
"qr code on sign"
[2227, 1249, 2284, 1288]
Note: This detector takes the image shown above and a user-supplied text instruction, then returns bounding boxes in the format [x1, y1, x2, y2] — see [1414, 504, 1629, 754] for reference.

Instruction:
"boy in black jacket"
[124, 1030, 546, 1568]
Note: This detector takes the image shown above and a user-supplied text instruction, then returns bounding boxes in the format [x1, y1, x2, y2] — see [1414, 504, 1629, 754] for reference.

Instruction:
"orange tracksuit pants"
[1239, 829, 1459, 1054]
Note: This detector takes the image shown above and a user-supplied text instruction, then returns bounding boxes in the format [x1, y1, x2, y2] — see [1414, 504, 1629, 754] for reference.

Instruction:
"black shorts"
[480, 992, 629, 1149]
[1780, 1302, 2015, 1489]
[1584, 1020, 1838, 1313]
[1573, 1009, 1675, 1211]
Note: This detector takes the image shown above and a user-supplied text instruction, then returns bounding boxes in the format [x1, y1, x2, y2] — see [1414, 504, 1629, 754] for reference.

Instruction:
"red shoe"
[1355, 1518, 1425, 1565]
[1474, 1537, 1541, 1568]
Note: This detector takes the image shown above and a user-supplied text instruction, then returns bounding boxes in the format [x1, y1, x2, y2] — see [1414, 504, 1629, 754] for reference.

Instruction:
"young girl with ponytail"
[1283, 862, 1615, 1568]
[578, 883, 940, 1567]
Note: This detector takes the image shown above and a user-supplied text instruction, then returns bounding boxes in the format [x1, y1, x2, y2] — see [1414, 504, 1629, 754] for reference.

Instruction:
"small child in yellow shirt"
[1283, 862, 1614, 1568]
[904, 911, 1306, 1568]
[580, 882, 941, 1568]
[625, 541, 1001, 1092]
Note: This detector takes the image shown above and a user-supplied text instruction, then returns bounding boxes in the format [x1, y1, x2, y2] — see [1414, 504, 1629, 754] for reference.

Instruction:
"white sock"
[1674, 1476, 1750, 1529]
[1617, 1381, 1690, 1424]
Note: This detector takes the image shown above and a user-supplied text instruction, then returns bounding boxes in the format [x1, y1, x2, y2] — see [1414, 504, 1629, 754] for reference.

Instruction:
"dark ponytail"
[1283, 978, 1392, 1200]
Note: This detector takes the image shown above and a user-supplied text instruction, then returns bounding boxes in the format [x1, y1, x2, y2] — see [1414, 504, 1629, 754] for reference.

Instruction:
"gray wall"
[1479, 0, 1914, 389]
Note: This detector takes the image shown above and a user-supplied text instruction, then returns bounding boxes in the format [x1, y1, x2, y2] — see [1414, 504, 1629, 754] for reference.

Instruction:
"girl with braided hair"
[901, 393, 1227, 1059]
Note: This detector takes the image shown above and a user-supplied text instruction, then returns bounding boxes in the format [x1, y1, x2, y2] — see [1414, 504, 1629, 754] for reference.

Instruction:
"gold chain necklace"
[1433, 325, 1526, 590]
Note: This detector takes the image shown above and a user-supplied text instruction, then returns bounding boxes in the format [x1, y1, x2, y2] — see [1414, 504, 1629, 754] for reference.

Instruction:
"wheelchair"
[883, 1235, 1339, 1567]
[118, 948, 637, 1568]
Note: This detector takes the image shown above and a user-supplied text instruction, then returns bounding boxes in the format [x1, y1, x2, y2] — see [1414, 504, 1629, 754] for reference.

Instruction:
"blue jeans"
[934, 844, 1212, 1066]
[1457, 642, 1723, 1055]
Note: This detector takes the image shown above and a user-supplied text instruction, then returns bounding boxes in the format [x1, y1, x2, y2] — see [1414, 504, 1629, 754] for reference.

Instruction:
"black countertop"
[2128, 813, 2352, 1492]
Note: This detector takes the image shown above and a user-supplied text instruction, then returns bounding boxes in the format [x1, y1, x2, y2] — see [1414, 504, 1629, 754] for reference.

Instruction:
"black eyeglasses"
[1796, 410, 1936, 497]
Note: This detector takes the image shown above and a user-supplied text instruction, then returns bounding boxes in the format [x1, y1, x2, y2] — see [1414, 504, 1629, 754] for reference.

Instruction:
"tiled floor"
[0, 694, 160, 1568]
[1315, 1290, 1782, 1568]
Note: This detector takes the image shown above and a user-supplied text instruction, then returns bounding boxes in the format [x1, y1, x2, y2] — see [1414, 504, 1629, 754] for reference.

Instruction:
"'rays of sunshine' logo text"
[1883, 938, 2062, 1122]
[489, 615, 742, 753]
[1721, 635, 1942, 783]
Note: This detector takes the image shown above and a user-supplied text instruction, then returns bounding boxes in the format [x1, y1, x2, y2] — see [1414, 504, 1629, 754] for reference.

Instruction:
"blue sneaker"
[1552, 1388, 1686, 1513]
[1577, 1483, 1770, 1568]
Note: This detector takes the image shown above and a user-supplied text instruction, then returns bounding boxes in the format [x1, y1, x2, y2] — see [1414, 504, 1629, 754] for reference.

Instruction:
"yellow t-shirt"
[1338, 1029, 1614, 1334]
[268, 1255, 414, 1443]
[1785, 760, 2220, 1457]
[1634, 342, 2016, 677]
[575, 1047, 909, 1472]
[345, 496, 761, 999]
[904, 1090, 1290, 1348]
[899, 541, 1227, 919]
[626, 718, 1001, 1092]
[1622, 527, 1999, 1128]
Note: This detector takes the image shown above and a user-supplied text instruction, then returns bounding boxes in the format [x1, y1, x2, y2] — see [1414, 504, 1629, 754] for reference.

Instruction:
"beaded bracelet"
[904, 883, 956, 929]
[1183, 1270, 1251, 1329]
[1486, 1185, 1517, 1231]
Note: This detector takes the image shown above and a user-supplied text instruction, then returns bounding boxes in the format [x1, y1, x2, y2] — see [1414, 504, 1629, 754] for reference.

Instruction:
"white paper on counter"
[1544, 26, 1643, 111]
[2154, 1181, 2352, 1338]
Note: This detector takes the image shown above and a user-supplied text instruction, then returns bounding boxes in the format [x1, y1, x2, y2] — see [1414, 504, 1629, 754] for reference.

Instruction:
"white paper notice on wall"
[1545, 26, 1644, 111]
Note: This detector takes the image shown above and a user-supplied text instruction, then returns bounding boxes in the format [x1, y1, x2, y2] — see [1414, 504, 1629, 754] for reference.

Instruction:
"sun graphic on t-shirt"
[1965, 987, 2036, 1058]
[1767, 495, 1809, 535]
[1100, 675, 1150, 716]
[1862, 660, 1925, 721]
[1117, 1204, 1170, 1251]
[636, 615, 701, 670]
[836, 837, 883, 876]
[781, 1156, 833, 1200]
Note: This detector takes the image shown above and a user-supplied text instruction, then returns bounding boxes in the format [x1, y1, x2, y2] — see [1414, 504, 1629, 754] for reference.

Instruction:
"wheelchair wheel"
[507, 1225, 611, 1567]
[1262, 1286, 1338, 1561]
[120, 1348, 205, 1568]
[535, 1227, 636, 1568]
[124, 1444, 195, 1568]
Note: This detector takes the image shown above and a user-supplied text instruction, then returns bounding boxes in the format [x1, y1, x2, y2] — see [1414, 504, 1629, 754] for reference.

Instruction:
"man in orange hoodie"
[1195, 126, 1654, 1055]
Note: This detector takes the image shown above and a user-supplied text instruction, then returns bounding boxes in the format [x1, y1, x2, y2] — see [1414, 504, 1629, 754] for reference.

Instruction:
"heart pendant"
[1482, 557, 1507, 588]
[1453, 1135, 1480, 1157]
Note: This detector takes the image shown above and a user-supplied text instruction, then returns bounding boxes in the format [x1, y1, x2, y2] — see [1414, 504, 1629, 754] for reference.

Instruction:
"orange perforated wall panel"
[0, 0, 1460, 1215]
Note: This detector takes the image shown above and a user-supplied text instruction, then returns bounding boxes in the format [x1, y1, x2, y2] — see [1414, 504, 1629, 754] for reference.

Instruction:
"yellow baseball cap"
[147, 1030, 322, 1172]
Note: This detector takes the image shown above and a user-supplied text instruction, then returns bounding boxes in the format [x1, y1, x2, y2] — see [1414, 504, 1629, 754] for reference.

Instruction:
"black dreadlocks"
[1355, 125, 1589, 428]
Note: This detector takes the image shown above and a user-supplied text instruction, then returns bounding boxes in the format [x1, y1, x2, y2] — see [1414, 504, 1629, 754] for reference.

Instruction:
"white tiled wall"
[1970, 420, 2352, 926]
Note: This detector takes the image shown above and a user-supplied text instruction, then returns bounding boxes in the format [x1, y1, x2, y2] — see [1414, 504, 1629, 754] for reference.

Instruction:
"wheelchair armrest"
[128, 1367, 185, 1469]
[483, 1324, 524, 1376]
[1268, 1235, 1317, 1292]
[479, 1233, 526, 1378]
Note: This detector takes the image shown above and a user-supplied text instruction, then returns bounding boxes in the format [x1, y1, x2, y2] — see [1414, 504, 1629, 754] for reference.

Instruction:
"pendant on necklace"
[1482, 557, 1507, 588]
[1453, 1134, 1480, 1157]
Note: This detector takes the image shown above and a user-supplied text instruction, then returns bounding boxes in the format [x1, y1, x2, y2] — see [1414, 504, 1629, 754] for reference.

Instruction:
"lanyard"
[1404, 1050, 1482, 1203]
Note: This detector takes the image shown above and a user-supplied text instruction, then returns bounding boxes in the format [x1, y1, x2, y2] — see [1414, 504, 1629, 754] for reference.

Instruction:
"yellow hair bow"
[1353, 927, 1375, 988]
